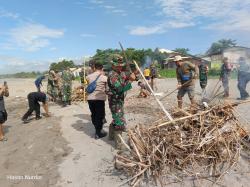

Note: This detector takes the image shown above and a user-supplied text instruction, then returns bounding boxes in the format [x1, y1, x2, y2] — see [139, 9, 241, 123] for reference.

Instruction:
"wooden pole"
[132, 60, 173, 121]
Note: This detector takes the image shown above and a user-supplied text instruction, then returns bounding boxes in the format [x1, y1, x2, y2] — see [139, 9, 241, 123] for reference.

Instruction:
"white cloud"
[0, 55, 93, 74]
[129, 25, 166, 35]
[8, 23, 64, 51]
[80, 33, 96, 37]
[155, 0, 250, 31]
[129, 0, 250, 35]
[75, 1, 85, 5]
[49, 47, 57, 51]
[89, 0, 127, 16]
[103, 5, 115, 9]
[111, 9, 125, 13]
[90, 0, 103, 4]
[0, 8, 19, 19]
[129, 21, 194, 35]
[0, 55, 51, 74]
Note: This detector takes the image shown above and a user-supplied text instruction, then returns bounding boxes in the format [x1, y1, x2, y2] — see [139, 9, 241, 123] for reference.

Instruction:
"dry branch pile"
[71, 86, 86, 102]
[115, 101, 250, 186]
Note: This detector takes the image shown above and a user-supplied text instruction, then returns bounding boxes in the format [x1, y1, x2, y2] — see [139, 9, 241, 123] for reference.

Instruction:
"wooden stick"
[210, 80, 220, 97]
[118, 134, 131, 151]
[119, 167, 148, 186]
[149, 108, 214, 130]
[132, 60, 173, 121]
[160, 80, 192, 101]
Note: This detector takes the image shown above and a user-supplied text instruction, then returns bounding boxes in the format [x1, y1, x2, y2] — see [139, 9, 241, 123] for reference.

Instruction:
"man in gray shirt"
[0, 82, 9, 141]
[237, 57, 250, 100]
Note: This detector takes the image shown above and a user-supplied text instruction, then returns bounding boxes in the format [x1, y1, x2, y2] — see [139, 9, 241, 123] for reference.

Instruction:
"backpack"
[86, 74, 101, 94]
[179, 63, 192, 81]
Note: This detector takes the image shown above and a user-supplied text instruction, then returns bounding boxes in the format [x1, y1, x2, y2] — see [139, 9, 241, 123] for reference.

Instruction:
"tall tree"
[207, 39, 237, 55]
[174, 48, 190, 55]
[49, 59, 75, 71]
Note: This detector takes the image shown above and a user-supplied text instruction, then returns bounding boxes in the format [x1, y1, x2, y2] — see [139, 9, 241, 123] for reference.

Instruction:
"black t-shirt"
[0, 96, 5, 112]
[28, 92, 46, 103]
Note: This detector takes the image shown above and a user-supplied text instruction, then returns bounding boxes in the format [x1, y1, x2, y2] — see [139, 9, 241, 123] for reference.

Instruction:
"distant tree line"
[0, 71, 46, 79]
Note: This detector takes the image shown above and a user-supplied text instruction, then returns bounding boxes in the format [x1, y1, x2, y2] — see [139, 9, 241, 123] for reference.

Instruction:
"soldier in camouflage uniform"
[107, 54, 136, 149]
[220, 57, 231, 98]
[61, 68, 74, 107]
[47, 70, 58, 102]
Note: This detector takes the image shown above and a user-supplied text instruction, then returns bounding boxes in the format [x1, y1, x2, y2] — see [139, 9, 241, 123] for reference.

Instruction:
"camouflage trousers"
[108, 97, 126, 130]
[108, 97, 126, 149]
[222, 76, 229, 95]
[47, 85, 58, 99]
[62, 84, 72, 102]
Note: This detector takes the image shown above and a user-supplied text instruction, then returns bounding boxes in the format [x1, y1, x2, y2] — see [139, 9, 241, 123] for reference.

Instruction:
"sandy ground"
[0, 78, 249, 187]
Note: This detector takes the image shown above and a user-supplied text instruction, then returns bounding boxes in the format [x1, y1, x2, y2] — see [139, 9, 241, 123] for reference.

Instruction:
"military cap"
[111, 54, 126, 67]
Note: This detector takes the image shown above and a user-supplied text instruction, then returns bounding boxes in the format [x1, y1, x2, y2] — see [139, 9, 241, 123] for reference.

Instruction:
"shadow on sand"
[71, 114, 115, 148]
[3, 125, 11, 134]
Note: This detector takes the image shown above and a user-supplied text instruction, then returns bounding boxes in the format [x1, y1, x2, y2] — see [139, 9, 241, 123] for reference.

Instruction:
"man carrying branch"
[174, 55, 198, 110]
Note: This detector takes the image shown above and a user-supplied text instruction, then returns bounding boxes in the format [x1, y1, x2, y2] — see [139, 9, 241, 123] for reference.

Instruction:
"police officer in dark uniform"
[22, 92, 50, 123]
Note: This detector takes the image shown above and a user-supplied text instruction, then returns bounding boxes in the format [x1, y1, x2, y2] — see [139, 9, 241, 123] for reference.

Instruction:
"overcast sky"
[0, 0, 250, 74]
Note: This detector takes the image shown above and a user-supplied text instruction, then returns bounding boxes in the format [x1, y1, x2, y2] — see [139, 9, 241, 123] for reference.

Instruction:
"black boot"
[95, 130, 107, 139]
[62, 101, 67, 107]
[36, 116, 42, 120]
[22, 118, 29, 124]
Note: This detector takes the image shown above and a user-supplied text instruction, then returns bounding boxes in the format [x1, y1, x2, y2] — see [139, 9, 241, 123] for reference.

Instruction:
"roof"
[157, 48, 178, 54]
[223, 46, 250, 52]
[204, 46, 250, 57]
[164, 53, 210, 64]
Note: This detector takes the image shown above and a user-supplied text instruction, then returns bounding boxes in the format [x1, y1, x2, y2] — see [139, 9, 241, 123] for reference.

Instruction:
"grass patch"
[158, 68, 238, 79]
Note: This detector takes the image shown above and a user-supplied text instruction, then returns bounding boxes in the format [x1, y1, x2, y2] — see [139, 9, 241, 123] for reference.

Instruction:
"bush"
[208, 68, 237, 79]
[208, 69, 220, 77]
[158, 69, 176, 78]
[158, 68, 238, 79]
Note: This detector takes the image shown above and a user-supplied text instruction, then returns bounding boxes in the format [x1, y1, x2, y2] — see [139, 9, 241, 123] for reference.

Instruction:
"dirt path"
[0, 97, 71, 187]
[53, 103, 122, 187]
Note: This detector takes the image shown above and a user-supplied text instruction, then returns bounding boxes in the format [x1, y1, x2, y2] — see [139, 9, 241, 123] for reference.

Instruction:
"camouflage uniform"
[61, 69, 73, 105]
[53, 73, 61, 100]
[47, 71, 57, 101]
[107, 55, 132, 149]
[220, 59, 231, 97]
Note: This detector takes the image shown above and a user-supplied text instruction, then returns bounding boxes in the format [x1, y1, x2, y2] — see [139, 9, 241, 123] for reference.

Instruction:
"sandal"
[0, 137, 7, 142]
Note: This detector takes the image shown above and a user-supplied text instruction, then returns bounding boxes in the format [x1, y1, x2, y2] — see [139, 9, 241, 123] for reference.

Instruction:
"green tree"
[207, 39, 237, 55]
[92, 48, 155, 67]
[49, 59, 75, 71]
[174, 48, 190, 55]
